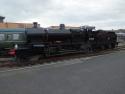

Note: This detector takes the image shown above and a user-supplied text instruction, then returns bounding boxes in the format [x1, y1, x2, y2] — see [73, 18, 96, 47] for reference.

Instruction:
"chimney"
[60, 24, 65, 30]
[33, 22, 38, 28]
[0, 16, 5, 23]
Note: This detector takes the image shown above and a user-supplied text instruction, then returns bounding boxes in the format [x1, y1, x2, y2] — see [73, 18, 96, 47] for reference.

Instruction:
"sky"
[0, 0, 125, 29]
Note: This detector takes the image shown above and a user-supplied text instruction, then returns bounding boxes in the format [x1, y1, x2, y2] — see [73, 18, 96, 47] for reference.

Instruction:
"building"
[49, 24, 95, 30]
[0, 22, 40, 29]
[0, 16, 40, 28]
[49, 26, 80, 29]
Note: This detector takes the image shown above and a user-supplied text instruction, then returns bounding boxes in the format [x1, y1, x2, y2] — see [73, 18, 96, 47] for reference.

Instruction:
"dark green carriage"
[0, 28, 26, 56]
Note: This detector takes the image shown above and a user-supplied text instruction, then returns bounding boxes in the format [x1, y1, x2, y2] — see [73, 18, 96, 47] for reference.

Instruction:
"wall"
[0, 22, 40, 29]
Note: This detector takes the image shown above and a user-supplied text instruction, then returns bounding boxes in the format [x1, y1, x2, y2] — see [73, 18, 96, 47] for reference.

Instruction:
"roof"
[0, 28, 25, 32]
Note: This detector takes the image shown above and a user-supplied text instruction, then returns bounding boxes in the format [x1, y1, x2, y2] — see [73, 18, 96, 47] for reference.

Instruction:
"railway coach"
[0, 28, 26, 56]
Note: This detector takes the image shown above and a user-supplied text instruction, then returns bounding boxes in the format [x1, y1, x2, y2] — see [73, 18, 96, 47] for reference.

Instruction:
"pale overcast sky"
[0, 0, 125, 29]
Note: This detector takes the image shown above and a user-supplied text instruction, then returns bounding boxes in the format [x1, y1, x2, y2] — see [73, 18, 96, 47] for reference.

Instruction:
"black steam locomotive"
[8, 24, 117, 62]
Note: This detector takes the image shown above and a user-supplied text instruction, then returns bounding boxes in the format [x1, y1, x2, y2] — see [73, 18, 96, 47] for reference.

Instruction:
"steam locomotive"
[6, 23, 117, 62]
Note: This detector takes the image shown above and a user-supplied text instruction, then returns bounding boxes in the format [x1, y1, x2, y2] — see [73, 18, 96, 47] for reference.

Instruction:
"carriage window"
[0, 34, 5, 41]
[7, 34, 12, 40]
[13, 34, 20, 40]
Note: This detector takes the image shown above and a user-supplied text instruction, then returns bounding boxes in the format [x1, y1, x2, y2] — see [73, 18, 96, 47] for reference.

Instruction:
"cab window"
[0, 34, 5, 41]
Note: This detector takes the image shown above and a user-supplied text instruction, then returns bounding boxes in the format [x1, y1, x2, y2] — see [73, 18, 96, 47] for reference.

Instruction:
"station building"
[0, 16, 40, 29]
[49, 25, 80, 30]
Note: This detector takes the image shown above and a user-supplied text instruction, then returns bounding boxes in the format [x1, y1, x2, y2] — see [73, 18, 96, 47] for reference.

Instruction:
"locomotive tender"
[0, 23, 117, 62]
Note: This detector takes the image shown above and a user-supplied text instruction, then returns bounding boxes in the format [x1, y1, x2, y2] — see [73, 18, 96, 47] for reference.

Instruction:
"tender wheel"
[16, 56, 29, 66]
[101, 45, 105, 50]
[111, 43, 115, 49]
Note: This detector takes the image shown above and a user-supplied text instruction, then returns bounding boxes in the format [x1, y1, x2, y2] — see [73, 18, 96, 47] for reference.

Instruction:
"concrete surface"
[0, 50, 125, 94]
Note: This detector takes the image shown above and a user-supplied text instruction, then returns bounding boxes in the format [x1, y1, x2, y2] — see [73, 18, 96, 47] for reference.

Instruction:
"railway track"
[0, 45, 124, 68]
